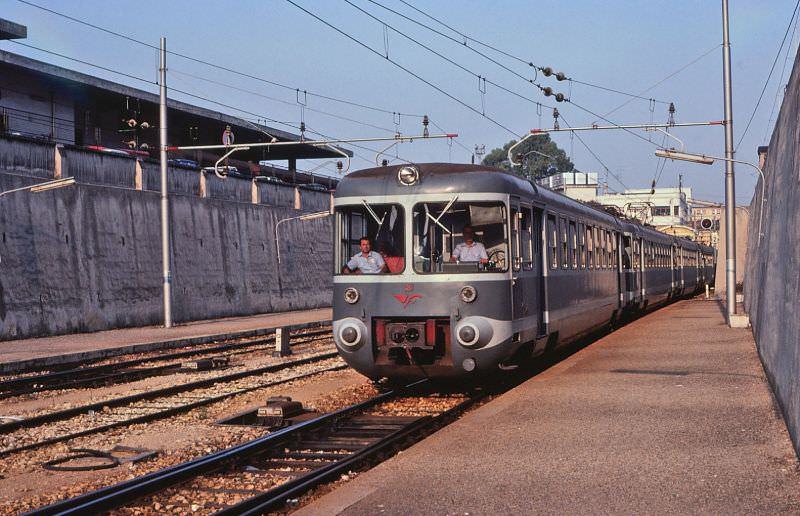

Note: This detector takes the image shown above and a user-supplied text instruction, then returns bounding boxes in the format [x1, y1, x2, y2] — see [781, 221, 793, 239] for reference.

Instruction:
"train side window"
[586, 225, 594, 270]
[560, 216, 568, 269]
[594, 227, 601, 269]
[578, 222, 585, 269]
[511, 206, 521, 272]
[568, 220, 577, 269]
[548, 214, 557, 269]
[611, 232, 618, 269]
[521, 207, 533, 270]
[608, 231, 613, 268]
[600, 228, 607, 268]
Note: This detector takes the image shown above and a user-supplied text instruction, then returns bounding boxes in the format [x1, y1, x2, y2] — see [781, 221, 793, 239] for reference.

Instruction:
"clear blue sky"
[2, 0, 797, 204]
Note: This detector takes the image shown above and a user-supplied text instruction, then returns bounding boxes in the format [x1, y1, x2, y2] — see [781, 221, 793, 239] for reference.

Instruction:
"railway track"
[0, 326, 331, 400]
[30, 380, 481, 515]
[0, 351, 344, 458]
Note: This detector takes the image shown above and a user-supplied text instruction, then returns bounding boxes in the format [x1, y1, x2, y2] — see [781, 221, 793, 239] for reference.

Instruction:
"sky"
[2, 0, 798, 205]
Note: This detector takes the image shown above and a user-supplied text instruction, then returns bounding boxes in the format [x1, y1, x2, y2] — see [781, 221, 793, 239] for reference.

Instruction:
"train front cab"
[332, 192, 544, 379]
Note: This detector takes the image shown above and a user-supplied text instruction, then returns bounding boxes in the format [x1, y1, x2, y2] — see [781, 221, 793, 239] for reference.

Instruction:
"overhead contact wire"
[284, 0, 520, 137]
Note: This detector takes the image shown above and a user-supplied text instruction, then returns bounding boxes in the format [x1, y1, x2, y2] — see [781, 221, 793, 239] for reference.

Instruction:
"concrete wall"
[744, 49, 800, 458]
[0, 174, 332, 339]
[0, 136, 333, 340]
[714, 207, 749, 296]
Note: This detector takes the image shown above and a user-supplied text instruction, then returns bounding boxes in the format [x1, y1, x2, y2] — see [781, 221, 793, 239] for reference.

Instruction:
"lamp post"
[159, 36, 172, 329]
[721, 0, 738, 320]
[655, 148, 765, 325]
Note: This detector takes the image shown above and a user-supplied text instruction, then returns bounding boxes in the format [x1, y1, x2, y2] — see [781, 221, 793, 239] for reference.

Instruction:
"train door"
[510, 199, 541, 336]
[621, 233, 639, 305]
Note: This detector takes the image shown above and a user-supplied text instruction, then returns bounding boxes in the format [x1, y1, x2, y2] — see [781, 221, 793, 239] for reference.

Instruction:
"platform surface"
[298, 299, 800, 514]
[0, 308, 331, 371]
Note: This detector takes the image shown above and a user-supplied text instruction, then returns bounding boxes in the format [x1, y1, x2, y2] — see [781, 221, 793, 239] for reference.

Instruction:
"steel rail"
[0, 352, 341, 458]
[29, 382, 428, 515]
[2, 320, 332, 376]
[222, 392, 483, 515]
[0, 327, 331, 398]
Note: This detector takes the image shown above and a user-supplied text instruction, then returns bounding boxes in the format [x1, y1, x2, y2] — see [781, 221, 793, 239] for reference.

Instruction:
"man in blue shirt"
[344, 237, 388, 274]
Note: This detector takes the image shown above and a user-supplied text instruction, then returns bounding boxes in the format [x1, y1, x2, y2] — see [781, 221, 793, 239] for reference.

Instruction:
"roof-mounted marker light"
[397, 165, 419, 186]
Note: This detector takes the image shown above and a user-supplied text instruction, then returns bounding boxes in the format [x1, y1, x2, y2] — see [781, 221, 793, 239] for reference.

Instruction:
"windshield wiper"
[424, 195, 458, 234]
[361, 199, 387, 237]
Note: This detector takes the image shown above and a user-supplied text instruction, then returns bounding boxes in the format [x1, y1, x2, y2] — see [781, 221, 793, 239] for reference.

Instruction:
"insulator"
[299, 121, 306, 134]
[125, 140, 136, 148]
[555, 93, 565, 102]
[127, 118, 137, 128]
[555, 72, 566, 81]
[140, 143, 150, 151]
[381, 159, 389, 167]
[542, 87, 553, 97]
[422, 114, 429, 127]
[542, 67, 553, 77]
[139, 122, 150, 130]
[336, 160, 343, 171]
[422, 115, 429, 137]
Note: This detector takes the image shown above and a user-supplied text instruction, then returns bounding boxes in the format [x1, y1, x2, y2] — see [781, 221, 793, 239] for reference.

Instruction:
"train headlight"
[343, 287, 360, 304]
[340, 326, 359, 345]
[397, 165, 419, 186]
[457, 324, 479, 347]
[460, 285, 477, 303]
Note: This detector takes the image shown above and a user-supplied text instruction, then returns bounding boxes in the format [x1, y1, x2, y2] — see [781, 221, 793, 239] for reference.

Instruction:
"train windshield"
[413, 200, 508, 273]
[335, 203, 405, 274]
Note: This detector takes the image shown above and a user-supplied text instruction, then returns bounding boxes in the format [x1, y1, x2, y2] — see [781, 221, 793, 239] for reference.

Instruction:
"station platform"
[299, 299, 800, 514]
[0, 308, 331, 373]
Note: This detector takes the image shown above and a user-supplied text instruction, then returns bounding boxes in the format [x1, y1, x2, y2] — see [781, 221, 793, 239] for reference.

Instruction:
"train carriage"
[332, 163, 715, 381]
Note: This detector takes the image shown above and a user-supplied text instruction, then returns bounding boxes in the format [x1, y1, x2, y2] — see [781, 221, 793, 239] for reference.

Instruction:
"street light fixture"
[0, 177, 76, 199]
[275, 211, 331, 265]
[655, 147, 766, 324]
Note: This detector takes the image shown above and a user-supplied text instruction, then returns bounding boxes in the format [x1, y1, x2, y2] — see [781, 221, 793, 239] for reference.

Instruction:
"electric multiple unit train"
[332, 163, 715, 380]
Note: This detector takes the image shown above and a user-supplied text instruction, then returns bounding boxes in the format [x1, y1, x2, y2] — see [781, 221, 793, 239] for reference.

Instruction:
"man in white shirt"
[344, 237, 388, 274]
[451, 225, 489, 264]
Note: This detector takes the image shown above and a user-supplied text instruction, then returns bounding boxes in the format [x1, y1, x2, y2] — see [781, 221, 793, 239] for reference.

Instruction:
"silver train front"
[332, 278, 526, 379]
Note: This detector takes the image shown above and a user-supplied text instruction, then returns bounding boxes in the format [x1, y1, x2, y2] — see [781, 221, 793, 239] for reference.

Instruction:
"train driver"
[450, 225, 489, 264]
[343, 237, 388, 274]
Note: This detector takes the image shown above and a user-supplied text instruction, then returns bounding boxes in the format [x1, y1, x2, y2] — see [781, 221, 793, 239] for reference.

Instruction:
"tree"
[482, 134, 574, 180]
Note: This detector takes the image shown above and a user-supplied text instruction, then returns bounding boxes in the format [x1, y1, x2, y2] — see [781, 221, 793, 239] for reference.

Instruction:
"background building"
[691, 199, 722, 247]
[0, 48, 347, 186]
[537, 171, 599, 202]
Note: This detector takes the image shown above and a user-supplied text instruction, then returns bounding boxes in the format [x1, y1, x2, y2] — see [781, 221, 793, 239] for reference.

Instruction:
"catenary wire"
[594, 44, 720, 123]
[396, 0, 669, 105]
[170, 69, 398, 134]
[2, 41, 413, 168]
[284, 0, 520, 137]
[13, 0, 425, 119]
[735, 0, 800, 151]
[762, 12, 800, 143]
[342, 0, 661, 149]
[559, 114, 628, 190]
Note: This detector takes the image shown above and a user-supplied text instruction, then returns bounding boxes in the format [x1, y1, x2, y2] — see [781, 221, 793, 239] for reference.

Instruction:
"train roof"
[335, 163, 714, 253]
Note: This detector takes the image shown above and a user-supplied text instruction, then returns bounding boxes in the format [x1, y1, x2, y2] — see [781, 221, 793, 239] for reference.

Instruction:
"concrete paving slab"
[0, 308, 331, 373]
[298, 299, 800, 514]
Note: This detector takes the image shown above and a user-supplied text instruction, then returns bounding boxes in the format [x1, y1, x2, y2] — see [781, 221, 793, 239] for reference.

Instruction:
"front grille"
[373, 318, 451, 366]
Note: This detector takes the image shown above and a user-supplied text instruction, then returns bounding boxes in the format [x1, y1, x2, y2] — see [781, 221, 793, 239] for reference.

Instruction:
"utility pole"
[159, 36, 173, 328]
[722, 0, 737, 320]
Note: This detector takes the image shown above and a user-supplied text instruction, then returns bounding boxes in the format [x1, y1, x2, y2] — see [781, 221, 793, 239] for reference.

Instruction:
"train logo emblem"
[393, 284, 422, 309]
